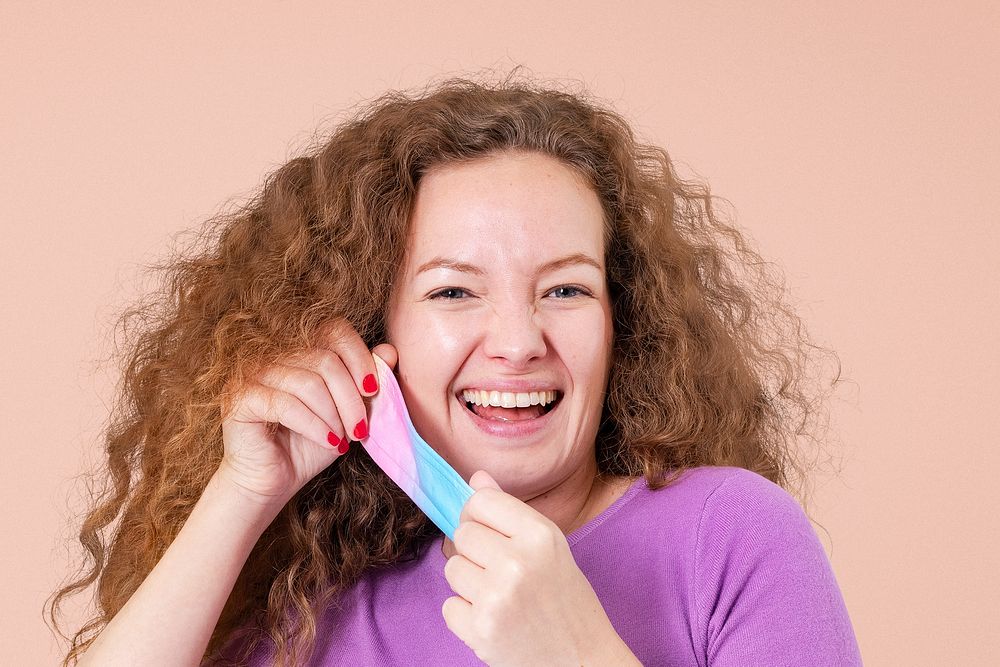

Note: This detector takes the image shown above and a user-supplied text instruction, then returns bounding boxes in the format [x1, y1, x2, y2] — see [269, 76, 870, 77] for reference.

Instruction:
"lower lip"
[458, 397, 561, 439]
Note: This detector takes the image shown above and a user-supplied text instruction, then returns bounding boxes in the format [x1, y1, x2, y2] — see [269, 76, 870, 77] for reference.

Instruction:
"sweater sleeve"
[694, 469, 863, 666]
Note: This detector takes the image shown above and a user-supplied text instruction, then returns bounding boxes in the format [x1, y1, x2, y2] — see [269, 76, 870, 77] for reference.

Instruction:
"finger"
[469, 469, 503, 491]
[443, 552, 485, 604]
[231, 384, 339, 451]
[459, 487, 527, 538]
[372, 342, 398, 370]
[323, 319, 379, 397]
[259, 363, 347, 444]
[263, 354, 369, 443]
[452, 520, 508, 571]
[441, 595, 474, 640]
[309, 350, 371, 441]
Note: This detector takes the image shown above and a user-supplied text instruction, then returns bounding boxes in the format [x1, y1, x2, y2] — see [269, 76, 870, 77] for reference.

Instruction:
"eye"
[428, 287, 469, 300]
[547, 285, 591, 299]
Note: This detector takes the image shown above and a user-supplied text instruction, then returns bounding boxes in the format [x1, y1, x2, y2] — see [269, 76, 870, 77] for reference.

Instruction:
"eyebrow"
[415, 252, 603, 278]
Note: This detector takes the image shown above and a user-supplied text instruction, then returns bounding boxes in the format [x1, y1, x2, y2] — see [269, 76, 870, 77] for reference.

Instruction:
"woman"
[49, 74, 862, 665]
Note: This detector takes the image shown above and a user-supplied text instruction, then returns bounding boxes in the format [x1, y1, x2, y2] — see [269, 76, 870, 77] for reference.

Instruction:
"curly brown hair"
[46, 69, 845, 666]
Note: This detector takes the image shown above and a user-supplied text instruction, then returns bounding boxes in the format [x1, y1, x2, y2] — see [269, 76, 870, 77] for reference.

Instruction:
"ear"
[372, 343, 399, 370]
[469, 470, 503, 492]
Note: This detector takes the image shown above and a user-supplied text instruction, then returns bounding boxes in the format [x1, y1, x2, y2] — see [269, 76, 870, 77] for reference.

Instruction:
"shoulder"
[635, 465, 822, 585]
[690, 467, 838, 624]
[692, 466, 810, 542]
[682, 470, 863, 664]
[694, 465, 802, 517]
[684, 466, 818, 574]
[638, 465, 792, 515]
[577, 466, 808, 558]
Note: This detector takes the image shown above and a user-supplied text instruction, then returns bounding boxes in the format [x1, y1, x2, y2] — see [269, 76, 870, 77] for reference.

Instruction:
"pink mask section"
[362, 354, 474, 539]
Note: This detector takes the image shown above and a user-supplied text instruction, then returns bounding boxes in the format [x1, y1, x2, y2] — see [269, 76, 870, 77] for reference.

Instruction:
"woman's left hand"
[441, 470, 624, 667]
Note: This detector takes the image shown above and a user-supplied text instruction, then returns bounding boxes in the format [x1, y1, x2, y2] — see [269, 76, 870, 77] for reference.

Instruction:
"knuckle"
[321, 317, 344, 338]
[234, 386, 275, 423]
[257, 365, 281, 386]
[277, 348, 307, 366]
[238, 384, 265, 410]
[503, 558, 527, 582]
[443, 554, 456, 578]
[526, 523, 556, 549]
[465, 492, 483, 515]
[229, 382, 256, 403]
[473, 607, 500, 641]
[315, 350, 344, 378]
[269, 390, 293, 415]
[441, 596, 459, 624]
[325, 317, 356, 346]
[256, 387, 281, 414]
[285, 368, 319, 395]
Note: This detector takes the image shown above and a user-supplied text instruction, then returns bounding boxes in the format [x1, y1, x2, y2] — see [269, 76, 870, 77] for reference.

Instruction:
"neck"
[441, 459, 607, 559]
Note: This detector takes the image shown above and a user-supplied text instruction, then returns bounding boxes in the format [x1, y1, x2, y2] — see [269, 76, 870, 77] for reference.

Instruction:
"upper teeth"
[462, 389, 559, 408]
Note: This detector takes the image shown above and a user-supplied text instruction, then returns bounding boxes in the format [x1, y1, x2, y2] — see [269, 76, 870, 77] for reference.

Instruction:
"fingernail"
[327, 432, 342, 448]
[338, 440, 350, 455]
[363, 373, 378, 394]
[353, 419, 368, 440]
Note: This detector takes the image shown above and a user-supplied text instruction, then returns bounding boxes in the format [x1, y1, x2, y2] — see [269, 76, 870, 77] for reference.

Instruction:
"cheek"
[393, 311, 476, 383]
[424, 317, 472, 356]
[563, 348, 611, 395]
[413, 313, 478, 363]
[552, 310, 613, 371]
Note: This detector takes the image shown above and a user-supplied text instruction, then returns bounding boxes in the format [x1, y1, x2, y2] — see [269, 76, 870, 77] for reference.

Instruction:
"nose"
[482, 302, 547, 368]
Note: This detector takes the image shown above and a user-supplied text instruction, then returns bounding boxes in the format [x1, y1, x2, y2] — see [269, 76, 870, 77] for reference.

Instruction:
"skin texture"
[384, 152, 641, 664]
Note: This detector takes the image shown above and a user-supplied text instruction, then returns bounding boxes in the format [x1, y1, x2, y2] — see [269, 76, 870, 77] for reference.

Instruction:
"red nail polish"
[353, 419, 368, 439]
[363, 373, 378, 394]
[327, 432, 341, 447]
[338, 440, 350, 455]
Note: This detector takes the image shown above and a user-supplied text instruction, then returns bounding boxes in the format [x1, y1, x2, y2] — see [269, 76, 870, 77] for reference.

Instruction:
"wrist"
[208, 466, 290, 529]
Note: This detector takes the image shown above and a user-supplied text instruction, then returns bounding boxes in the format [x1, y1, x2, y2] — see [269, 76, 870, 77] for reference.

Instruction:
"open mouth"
[461, 392, 562, 422]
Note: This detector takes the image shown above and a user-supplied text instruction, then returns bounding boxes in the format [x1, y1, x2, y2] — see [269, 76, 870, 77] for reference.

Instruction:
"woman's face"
[386, 151, 613, 498]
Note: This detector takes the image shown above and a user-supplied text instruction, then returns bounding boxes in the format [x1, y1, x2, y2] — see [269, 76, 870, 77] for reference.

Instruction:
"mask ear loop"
[363, 355, 474, 539]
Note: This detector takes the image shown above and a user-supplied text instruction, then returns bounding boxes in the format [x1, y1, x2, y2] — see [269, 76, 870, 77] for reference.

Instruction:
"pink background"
[4, 3, 998, 665]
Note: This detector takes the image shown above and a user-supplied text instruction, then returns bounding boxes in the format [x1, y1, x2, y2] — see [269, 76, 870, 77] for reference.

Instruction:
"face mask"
[362, 354, 474, 539]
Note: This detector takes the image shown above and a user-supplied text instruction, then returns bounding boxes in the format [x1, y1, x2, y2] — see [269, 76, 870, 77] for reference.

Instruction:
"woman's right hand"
[218, 318, 398, 509]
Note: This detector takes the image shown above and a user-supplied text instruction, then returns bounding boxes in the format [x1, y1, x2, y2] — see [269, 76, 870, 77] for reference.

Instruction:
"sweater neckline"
[566, 474, 646, 545]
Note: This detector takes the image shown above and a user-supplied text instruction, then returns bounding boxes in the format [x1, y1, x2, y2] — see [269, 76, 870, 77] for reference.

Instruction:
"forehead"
[404, 152, 606, 272]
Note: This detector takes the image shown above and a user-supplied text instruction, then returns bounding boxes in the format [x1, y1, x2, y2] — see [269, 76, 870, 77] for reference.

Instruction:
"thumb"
[469, 469, 503, 492]
[372, 343, 398, 370]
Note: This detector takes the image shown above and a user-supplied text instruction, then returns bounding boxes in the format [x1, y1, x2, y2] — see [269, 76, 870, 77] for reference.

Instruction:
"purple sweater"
[239, 466, 862, 666]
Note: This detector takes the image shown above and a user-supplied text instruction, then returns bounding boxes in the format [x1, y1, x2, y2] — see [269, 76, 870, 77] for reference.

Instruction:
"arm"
[79, 319, 386, 667]
[78, 322, 386, 665]
[78, 467, 287, 667]
[696, 469, 863, 666]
